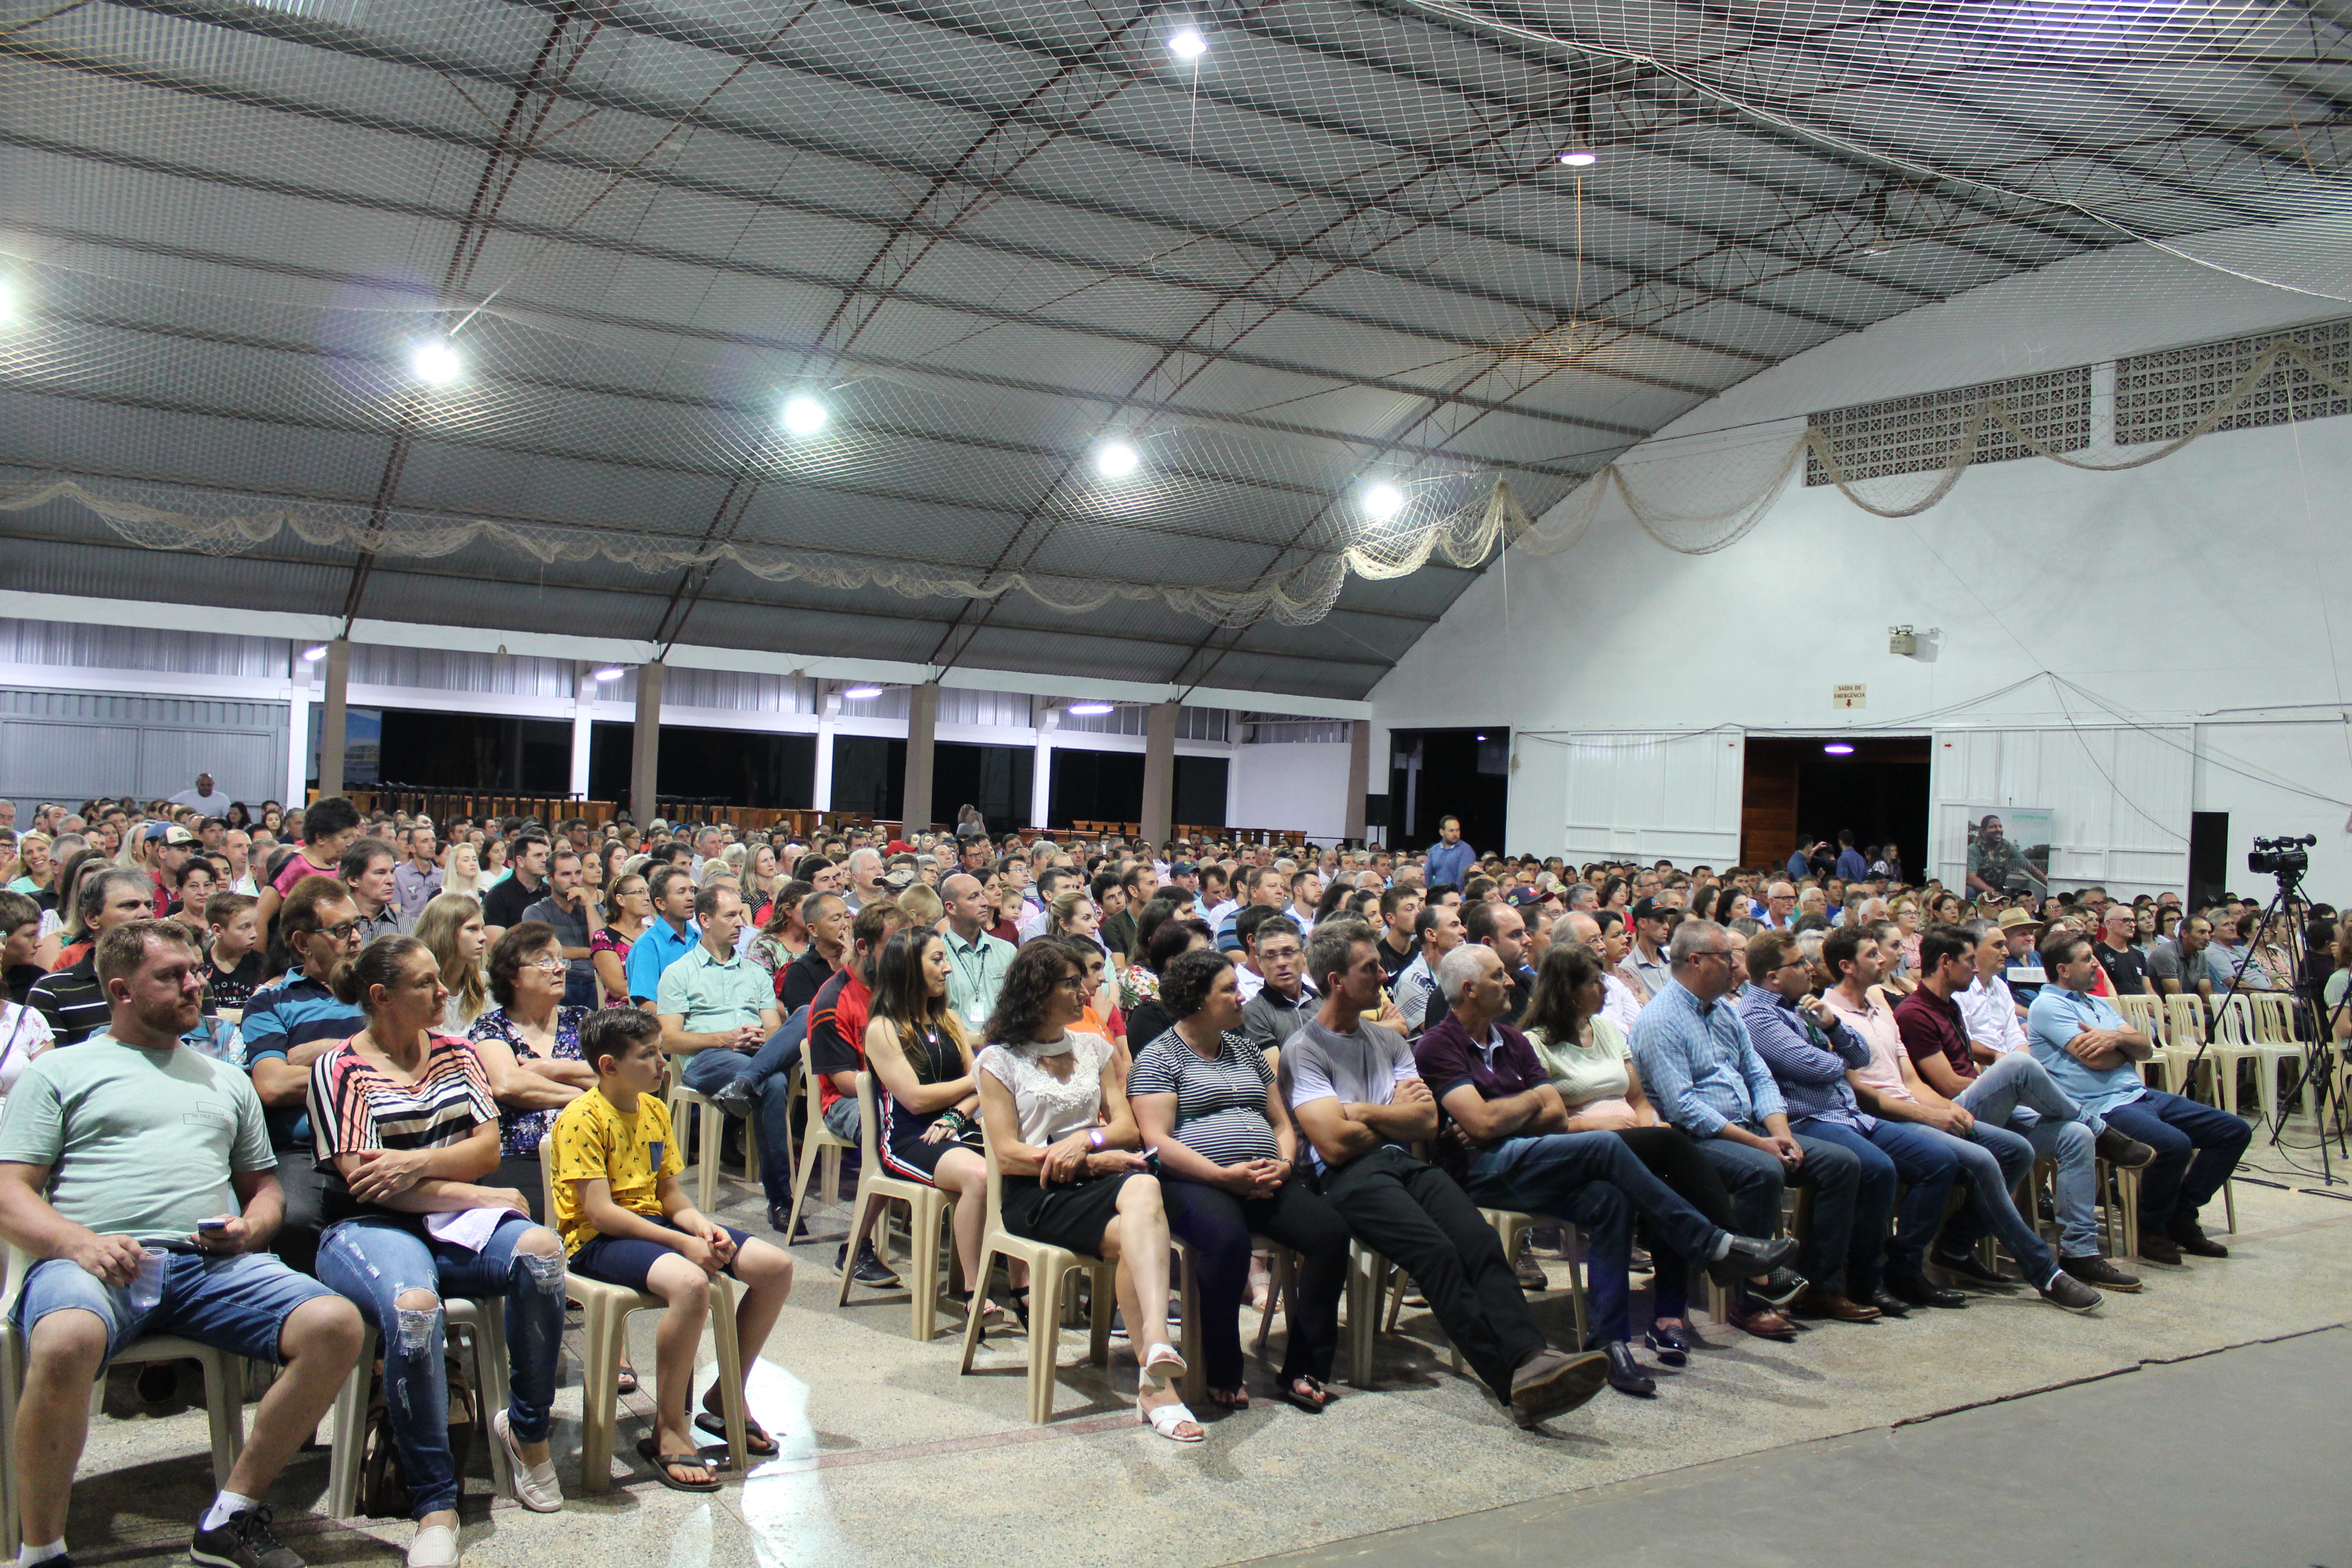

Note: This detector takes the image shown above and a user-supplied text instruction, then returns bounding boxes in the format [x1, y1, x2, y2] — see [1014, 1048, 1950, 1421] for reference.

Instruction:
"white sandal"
[1138, 1395, 1205, 1443]
[1139, 1341, 1187, 1387]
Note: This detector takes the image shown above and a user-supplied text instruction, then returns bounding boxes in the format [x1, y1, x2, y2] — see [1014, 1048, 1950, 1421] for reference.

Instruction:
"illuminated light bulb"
[780, 395, 829, 436]
[591, 666, 625, 682]
[1095, 441, 1140, 479]
[1823, 742, 1856, 755]
[1068, 702, 1114, 716]
[302, 645, 328, 662]
[1362, 483, 1406, 521]
[1558, 149, 1598, 167]
[843, 685, 884, 700]
[409, 338, 462, 385]
[1168, 27, 1206, 59]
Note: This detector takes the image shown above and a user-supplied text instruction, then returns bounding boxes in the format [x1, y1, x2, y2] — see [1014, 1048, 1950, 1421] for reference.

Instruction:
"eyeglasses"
[526, 956, 567, 973]
[318, 920, 363, 942]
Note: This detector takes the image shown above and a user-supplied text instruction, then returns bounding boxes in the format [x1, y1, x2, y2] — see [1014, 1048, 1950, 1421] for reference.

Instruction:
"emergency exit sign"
[1833, 684, 1866, 709]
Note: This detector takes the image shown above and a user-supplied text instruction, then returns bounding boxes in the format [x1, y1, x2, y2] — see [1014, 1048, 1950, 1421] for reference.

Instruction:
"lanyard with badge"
[946, 934, 993, 1028]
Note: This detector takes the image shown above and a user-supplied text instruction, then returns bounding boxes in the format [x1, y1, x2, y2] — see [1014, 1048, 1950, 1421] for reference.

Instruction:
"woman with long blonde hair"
[414, 891, 491, 1031]
[442, 840, 485, 899]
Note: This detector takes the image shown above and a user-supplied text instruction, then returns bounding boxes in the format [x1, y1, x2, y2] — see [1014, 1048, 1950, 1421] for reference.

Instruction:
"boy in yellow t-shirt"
[551, 1009, 795, 1490]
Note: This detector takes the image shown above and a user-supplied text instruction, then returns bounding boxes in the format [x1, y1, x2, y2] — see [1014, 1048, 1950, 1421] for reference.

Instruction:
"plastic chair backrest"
[536, 1134, 559, 1224]
[2116, 994, 2161, 1040]
[979, 1123, 1008, 1239]
[2165, 993, 2206, 1044]
[2211, 994, 2254, 1045]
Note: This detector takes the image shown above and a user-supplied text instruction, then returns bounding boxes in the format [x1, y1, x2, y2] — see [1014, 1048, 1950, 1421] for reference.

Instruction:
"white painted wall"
[1230, 742, 1354, 840]
[1372, 239, 2352, 897]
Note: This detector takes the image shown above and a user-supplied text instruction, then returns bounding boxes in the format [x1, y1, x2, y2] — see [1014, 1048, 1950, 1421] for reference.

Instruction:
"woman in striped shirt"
[308, 936, 569, 1568]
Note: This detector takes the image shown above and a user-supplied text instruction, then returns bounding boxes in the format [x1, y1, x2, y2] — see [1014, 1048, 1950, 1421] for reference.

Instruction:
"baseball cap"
[146, 823, 199, 846]
[1631, 895, 1671, 921]
[1506, 887, 1545, 908]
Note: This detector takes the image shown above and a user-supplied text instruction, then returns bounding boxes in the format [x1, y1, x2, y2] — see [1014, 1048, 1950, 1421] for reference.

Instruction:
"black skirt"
[999, 1171, 1149, 1258]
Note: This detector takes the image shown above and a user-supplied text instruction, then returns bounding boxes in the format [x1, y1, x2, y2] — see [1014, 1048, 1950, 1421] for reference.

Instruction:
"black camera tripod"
[2195, 871, 2347, 1184]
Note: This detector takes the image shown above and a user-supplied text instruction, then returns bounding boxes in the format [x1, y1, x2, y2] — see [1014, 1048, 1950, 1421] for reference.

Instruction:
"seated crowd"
[0, 789, 2307, 1568]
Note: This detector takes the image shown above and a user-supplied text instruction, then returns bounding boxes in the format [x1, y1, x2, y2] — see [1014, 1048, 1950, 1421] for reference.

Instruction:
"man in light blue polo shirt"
[2027, 928, 2248, 1267]
[624, 863, 700, 1004]
[654, 883, 779, 1064]
[1425, 816, 1475, 893]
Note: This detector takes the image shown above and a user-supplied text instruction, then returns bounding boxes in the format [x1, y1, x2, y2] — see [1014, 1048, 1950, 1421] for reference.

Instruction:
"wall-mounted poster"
[1963, 807, 2052, 896]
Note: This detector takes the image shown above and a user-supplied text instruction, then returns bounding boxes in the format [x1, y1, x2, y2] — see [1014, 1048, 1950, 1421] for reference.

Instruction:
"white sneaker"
[408, 1522, 460, 1567]
[493, 1407, 565, 1513]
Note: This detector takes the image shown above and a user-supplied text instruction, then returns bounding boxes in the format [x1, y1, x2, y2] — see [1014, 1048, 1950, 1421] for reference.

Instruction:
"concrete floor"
[26, 1162, 2352, 1568]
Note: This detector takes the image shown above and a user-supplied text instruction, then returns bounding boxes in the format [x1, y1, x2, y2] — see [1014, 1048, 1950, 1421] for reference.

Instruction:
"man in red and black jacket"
[807, 901, 904, 1286]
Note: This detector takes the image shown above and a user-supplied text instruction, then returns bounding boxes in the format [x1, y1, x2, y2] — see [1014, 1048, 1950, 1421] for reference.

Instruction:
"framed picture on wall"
[1963, 806, 2052, 896]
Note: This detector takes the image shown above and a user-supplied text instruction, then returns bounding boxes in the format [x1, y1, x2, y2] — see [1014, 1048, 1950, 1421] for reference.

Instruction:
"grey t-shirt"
[0, 1033, 275, 1241]
[1279, 1017, 1419, 1173]
[2146, 937, 2202, 989]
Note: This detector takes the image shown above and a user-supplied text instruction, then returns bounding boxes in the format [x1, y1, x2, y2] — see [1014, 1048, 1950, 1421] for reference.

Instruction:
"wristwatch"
[1088, 1129, 1106, 1151]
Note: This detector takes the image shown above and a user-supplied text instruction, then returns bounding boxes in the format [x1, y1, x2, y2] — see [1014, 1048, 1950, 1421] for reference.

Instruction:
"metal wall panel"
[1554, 730, 1745, 866]
[350, 645, 576, 700]
[0, 617, 289, 678]
[666, 666, 816, 715]
[938, 687, 1033, 729]
[1930, 726, 2192, 898]
[0, 686, 287, 805]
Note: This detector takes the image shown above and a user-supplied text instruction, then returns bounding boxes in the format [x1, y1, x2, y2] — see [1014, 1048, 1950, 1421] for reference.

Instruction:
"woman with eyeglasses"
[1519, 942, 1745, 1363]
[591, 872, 651, 1009]
[467, 922, 595, 1218]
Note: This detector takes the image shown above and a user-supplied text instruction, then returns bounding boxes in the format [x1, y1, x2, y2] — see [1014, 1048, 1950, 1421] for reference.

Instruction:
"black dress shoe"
[1928, 1248, 2014, 1289]
[1705, 1233, 1800, 1285]
[1749, 1264, 1809, 1307]
[1643, 1321, 1698, 1366]
[1885, 1271, 1968, 1309]
[1597, 1340, 1656, 1397]
[1866, 1290, 1912, 1318]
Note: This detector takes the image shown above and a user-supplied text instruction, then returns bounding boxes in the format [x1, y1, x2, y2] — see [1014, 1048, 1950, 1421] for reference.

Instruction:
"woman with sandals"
[974, 938, 1200, 1441]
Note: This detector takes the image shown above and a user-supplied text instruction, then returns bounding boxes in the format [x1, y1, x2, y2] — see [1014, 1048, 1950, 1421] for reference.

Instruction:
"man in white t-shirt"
[167, 773, 234, 816]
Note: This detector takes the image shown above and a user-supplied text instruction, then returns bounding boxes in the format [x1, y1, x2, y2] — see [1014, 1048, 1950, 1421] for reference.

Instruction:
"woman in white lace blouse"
[975, 937, 1200, 1442]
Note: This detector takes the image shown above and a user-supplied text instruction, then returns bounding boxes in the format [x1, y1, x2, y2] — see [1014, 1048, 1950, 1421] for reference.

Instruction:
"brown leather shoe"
[1724, 1299, 1799, 1342]
[1791, 1287, 1883, 1323]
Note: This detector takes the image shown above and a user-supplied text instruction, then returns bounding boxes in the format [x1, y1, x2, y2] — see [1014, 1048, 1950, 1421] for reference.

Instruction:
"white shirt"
[1235, 965, 1266, 1003]
[169, 788, 233, 814]
[1201, 899, 1237, 930]
[1599, 971, 1644, 1038]
[1288, 904, 1318, 937]
[1958, 974, 2029, 1054]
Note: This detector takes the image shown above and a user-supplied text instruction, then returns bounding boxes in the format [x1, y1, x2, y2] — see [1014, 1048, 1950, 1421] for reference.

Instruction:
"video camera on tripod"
[2247, 833, 2316, 882]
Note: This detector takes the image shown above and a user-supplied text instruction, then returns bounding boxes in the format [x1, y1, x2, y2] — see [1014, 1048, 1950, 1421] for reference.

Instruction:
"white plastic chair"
[838, 1072, 959, 1341]
[325, 1295, 513, 1518]
[956, 1131, 1116, 1424]
[783, 1049, 852, 1245]
[666, 1079, 761, 1215]
[534, 1137, 746, 1491]
[0, 1243, 248, 1551]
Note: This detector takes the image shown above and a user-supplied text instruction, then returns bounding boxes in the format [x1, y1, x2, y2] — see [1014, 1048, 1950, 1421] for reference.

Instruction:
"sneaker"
[2095, 1127, 2157, 1169]
[191, 1505, 304, 1568]
[2039, 1270, 2102, 1313]
[2062, 1254, 2142, 1293]
[842, 1239, 901, 1288]
[1515, 1245, 1549, 1292]
[2168, 1218, 2230, 1258]
[1507, 1348, 1611, 1428]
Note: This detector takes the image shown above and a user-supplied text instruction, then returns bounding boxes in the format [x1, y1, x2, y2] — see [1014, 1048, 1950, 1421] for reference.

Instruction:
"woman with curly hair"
[977, 939, 1196, 1441]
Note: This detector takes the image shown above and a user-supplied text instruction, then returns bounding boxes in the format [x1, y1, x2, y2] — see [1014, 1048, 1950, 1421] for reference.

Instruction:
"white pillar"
[569, 669, 595, 801]
[1141, 701, 1178, 845]
[813, 690, 839, 812]
[1031, 703, 1060, 831]
[316, 637, 352, 799]
[285, 656, 313, 808]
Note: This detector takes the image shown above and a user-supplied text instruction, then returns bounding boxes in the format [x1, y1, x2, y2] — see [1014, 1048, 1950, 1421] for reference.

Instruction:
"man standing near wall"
[1426, 816, 1474, 894]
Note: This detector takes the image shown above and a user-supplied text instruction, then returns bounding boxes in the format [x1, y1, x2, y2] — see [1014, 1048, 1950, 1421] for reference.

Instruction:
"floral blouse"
[467, 1004, 589, 1159]
[588, 927, 633, 1006]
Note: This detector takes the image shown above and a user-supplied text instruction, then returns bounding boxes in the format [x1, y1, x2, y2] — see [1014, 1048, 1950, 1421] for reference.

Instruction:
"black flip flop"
[636, 1436, 720, 1492]
[615, 1365, 639, 1396]
[1277, 1376, 1328, 1414]
[696, 1408, 778, 1455]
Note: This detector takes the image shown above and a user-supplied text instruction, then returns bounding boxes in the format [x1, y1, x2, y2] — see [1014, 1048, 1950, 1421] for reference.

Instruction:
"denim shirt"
[1739, 989, 1875, 1130]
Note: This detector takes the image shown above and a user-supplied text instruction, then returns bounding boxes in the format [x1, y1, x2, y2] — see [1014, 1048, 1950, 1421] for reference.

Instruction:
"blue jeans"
[15, 1249, 336, 1365]
[2101, 1090, 2250, 1230]
[316, 1214, 567, 1519]
[1955, 1054, 2100, 1257]
[1695, 1130, 1868, 1296]
[683, 1007, 809, 1209]
[1927, 1119, 2057, 1284]
[1793, 1119, 1953, 1297]
[1462, 1132, 1727, 1345]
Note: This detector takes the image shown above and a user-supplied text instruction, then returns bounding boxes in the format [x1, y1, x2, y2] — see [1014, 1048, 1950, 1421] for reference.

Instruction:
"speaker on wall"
[1362, 793, 1392, 828]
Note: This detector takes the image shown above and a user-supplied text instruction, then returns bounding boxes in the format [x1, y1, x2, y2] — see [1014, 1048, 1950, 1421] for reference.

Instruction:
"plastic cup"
[126, 1246, 167, 1317]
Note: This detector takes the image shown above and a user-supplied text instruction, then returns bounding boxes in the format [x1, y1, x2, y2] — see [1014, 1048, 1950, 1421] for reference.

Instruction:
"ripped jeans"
[317, 1212, 567, 1518]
